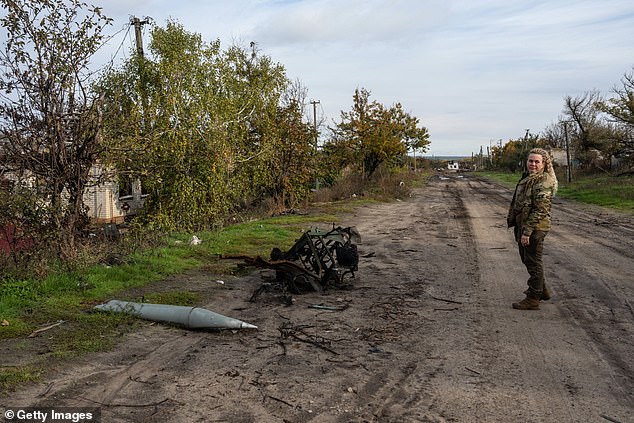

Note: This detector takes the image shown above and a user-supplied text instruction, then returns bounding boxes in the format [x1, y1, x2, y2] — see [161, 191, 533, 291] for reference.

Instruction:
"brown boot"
[512, 295, 540, 310]
[541, 285, 552, 301]
[524, 286, 552, 301]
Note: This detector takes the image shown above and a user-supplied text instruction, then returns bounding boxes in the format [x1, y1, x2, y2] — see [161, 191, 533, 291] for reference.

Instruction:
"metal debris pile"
[224, 225, 361, 299]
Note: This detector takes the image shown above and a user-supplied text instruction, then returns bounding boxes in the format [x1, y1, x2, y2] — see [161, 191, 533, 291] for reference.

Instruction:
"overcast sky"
[93, 0, 634, 156]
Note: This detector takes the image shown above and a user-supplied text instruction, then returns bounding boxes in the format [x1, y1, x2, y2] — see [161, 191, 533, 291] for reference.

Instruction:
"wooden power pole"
[130, 16, 151, 131]
[130, 16, 150, 57]
[310, 100, 320, 189]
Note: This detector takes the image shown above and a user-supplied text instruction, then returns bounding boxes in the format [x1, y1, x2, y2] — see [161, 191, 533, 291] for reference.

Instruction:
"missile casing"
[95, 299, 257, 330]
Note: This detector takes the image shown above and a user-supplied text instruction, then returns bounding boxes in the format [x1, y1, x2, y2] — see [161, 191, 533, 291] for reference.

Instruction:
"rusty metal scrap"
[223, 225, 360, 295]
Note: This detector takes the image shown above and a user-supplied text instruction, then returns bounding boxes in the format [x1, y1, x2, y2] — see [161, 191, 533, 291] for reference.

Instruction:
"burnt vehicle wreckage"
[223, 225, 361, 301]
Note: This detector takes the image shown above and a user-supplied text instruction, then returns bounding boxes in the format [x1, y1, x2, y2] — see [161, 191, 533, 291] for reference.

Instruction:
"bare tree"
[541, 121, 566, 149]
[604, 67, 634, 127]
[563, 91, 602, 150]
[600, 67, 634, 162]
[0, 0, 112, 257]
[563, 91, 628, 169]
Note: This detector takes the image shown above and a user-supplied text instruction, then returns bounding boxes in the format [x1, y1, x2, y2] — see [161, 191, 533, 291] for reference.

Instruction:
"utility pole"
[563, 121, 572, 183]
[487, 145, 490, 167]
[310, 100, 320, 144]
[130, 16, 151, 131]
[522, 128, 530, 172]
[489, 139, 493, 167]
[131, 16, 150, 58]
[480, 145, 484, 169]
[310, 100, 320, 189]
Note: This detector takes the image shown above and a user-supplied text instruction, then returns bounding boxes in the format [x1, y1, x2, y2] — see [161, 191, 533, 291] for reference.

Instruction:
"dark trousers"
[515, 229, 547, 297]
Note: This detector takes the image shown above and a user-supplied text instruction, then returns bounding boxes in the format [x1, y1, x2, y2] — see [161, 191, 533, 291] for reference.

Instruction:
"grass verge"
[478, 171, 634, 213]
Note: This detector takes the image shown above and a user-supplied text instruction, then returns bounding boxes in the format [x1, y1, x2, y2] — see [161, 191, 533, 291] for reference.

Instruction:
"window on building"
[118, 175, 133, 200]
[140, 178, 150, 197]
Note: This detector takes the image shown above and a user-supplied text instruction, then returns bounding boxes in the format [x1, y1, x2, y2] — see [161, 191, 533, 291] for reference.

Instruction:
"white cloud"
[250, 0, 451, 47]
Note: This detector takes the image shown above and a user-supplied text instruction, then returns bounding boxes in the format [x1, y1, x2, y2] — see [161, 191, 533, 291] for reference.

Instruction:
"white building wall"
[83, 164, 146, 223]
[3, 163, 145, 224]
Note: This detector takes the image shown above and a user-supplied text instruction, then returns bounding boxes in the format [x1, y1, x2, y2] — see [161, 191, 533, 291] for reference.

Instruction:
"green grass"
[476, 171, 522, 188]
[49, 312, 140, 358]
[0, 366, 44, 392]
[478, 171, 634, 213]
[312, 198, 380, 216]
[556, 174, 634, 211]
[0, 217, 314, 322]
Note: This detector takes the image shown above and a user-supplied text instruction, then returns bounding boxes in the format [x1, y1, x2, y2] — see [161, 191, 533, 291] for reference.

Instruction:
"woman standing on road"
[507, 148, 558, 310]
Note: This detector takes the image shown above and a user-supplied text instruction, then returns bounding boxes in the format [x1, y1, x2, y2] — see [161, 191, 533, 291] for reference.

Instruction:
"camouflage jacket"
[507, 171, 555, 236]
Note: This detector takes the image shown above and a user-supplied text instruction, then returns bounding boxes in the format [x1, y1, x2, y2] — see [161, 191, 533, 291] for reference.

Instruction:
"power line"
[99, 24, 132, 73]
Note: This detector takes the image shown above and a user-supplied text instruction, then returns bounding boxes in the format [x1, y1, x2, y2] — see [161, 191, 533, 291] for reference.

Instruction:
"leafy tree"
[99, 21, 233, 229]
[137, 22, 233, 230]
[491, 133, 548, 172]
[253, 80, 316, 210]
[219, 42, 293, 210]
[0, 0, 112, 257]
[98, 22, 295, 229]
[491, 139, 524, 172]
[328, 88, 430, 178]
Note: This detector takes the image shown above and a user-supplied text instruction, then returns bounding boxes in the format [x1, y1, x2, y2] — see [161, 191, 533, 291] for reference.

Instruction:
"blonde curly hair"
[529, 148, 558, 196]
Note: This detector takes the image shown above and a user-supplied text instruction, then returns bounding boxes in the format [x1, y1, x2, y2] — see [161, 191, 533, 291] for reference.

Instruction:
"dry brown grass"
[311, 170, 419, 203]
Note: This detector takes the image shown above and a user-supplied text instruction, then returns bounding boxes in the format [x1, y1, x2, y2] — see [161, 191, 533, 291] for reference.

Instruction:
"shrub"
[0, 187, 56, 278]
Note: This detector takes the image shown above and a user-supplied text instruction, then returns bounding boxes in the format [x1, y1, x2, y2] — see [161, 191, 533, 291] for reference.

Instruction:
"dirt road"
[3, 174, 634, 423]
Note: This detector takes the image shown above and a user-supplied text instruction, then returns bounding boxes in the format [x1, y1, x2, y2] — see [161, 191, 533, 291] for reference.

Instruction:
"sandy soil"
[2, 174, 634, 423]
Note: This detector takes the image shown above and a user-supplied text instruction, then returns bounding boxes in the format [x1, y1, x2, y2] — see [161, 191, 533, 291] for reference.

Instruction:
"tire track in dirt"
[456, 177, 583, 422]
[457, 175, 634, 422]
[343, 176, 480, 422]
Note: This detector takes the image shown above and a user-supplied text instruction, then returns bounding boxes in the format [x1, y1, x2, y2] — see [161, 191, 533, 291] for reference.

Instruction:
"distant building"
[549, 148, 568, 167]
[2, 162, 146, 224]
[83, 163, 147, 224]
